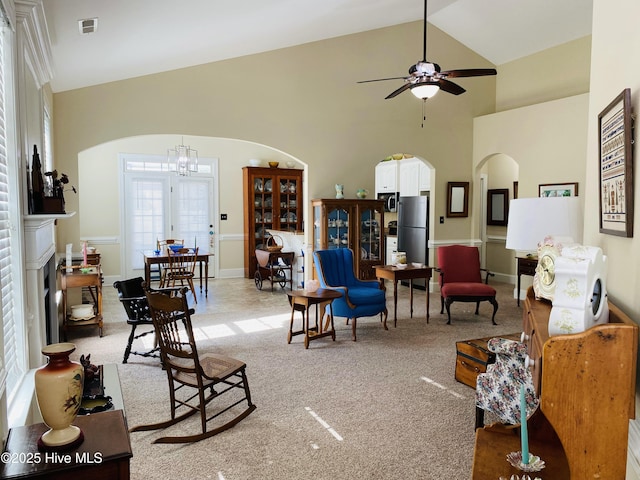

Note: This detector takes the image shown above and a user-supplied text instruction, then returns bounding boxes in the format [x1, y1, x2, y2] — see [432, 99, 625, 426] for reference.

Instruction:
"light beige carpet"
[69, 278, 523, 480]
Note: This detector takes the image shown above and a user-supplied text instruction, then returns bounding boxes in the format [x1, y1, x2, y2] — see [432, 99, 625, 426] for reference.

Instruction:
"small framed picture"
[538, 182, 578, 198]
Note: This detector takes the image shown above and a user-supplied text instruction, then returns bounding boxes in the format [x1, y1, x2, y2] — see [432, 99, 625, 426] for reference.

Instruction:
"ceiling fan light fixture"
[410, 83, 440, 99]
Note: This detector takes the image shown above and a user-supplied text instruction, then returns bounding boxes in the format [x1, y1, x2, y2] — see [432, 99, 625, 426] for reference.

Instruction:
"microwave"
[377, 192, 399, 212]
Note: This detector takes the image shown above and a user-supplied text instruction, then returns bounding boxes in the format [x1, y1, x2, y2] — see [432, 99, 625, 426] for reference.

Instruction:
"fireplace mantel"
[23, 212, 76, 366]
[23, 212, 75, 269]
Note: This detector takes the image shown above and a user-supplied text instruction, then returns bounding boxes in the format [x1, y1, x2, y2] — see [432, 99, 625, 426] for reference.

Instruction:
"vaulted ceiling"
[42, 0, 592, 92]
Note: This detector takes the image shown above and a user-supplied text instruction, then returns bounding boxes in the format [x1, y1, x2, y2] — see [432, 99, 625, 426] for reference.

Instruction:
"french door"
[122, 156, 215, 280]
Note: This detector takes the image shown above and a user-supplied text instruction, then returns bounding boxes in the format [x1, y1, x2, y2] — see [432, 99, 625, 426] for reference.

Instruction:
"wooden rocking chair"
[129, 287, 256, 443]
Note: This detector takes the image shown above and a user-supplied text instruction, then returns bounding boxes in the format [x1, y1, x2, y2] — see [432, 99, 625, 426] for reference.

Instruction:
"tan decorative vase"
[34, 343, 84, 449]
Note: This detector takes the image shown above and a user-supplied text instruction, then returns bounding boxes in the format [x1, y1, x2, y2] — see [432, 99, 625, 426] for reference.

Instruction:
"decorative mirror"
[487, 188, 508, 226]
[446, 182, 469, 218]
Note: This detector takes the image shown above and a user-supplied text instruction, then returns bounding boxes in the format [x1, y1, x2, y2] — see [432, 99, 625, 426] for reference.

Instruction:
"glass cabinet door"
[278, 175, 300, 232]
[252, 174, 273, 249]
[359, 206, 382, 261]
[327, 207, 350, 249]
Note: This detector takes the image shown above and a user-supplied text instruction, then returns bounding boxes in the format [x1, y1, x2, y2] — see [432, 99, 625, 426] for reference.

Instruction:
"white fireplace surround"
[23, 213, 75, 366]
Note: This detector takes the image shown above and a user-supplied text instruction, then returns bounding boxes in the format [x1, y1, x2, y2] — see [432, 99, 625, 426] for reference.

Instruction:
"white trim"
[14, 0, 51, 86]
[79, 236, 119, 245]
[218, 233, 244, 242]
[429, 238, 483, 247]
[217, 268, 245, 279]
[485, 235, 506, 244]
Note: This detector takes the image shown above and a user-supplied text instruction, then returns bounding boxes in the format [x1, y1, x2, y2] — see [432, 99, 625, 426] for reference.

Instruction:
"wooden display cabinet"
[312, 198, 384, 280]
[243, 167, 303, 278]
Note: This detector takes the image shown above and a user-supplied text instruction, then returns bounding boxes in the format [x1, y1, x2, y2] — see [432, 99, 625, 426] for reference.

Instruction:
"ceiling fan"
[358, 0, 497, 100]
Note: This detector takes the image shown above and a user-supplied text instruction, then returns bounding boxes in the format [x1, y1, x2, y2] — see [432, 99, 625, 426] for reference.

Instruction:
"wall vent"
[78, 18, 98, 35]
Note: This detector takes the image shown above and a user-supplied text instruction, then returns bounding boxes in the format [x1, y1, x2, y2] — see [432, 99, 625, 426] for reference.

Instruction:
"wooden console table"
[0, 409, 132, 479]
[374, 265, 432, 326]
[471, 287, 638, 479]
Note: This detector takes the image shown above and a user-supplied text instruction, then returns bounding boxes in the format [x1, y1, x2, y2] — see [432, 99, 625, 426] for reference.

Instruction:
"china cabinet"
[312, 199, 384, 280]
[243, 167, 303, 278]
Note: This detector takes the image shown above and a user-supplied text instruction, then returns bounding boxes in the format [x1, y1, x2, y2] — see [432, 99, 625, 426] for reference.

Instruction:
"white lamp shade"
[505, 197, 583, 252]
[410, 83, 440, 99]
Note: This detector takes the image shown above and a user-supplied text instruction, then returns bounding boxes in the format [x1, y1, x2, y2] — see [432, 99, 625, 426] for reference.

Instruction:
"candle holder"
[506, 451, 545, 472]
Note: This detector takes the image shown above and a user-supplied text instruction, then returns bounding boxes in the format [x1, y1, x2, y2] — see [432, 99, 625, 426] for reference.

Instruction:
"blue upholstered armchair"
[313, 249, 387, 341]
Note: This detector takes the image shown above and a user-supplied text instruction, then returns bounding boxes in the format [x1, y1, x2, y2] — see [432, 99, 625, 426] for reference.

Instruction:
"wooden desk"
[143, 250, 211, 296]
[472, 287, 638, 479]
[515, 256, 537, 306]
[0, 410, 132, 479]
[60, 265, 103, 340]
[286, 289, 342, 348]
[374, 265, 432, 326]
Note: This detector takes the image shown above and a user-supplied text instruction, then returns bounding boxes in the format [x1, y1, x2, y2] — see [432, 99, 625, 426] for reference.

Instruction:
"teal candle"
[520, 384, 529, 464]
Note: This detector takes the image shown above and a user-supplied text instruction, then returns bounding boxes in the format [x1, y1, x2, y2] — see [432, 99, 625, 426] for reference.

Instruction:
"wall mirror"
[446, 182, 469, 218]
[487, 188, 508, 226]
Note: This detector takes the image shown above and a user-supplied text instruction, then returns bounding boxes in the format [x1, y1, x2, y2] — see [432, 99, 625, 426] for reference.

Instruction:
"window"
[0, 17, 23, 404]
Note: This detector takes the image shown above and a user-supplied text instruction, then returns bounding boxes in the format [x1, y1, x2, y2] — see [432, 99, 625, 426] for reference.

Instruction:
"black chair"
[113, 277, 172, 363]
[130, 286, 256, 443]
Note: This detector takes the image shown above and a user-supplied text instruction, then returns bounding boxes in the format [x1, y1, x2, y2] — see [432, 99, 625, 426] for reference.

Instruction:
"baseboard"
[217, 268, 245, 279]
[627, 418, 640, 479]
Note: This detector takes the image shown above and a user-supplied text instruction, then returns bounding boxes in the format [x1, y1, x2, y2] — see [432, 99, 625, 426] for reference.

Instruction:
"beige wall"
[473, 94, 590, 279]
[52, 20, 496, 278]
[496, 35, 591, 111]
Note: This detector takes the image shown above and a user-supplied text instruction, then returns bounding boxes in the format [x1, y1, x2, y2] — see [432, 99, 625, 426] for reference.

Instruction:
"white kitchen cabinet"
[419, 161, 431, 192]
[399, 158, 421, 196]
[375, 161, 400, 194]
[399, 158, 431, 196]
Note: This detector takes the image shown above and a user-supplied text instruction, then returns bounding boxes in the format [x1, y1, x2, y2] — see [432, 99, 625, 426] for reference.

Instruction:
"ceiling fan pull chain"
[421, 99, 427, 128]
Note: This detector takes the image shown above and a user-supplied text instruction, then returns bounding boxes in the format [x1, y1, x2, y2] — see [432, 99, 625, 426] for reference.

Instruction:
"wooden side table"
[516, 256, 537, 306]
[0, 409, 132, 479]
[60, 265, 103, 339]
[286, 289, 342, 348]
[374, 265, 433, 326]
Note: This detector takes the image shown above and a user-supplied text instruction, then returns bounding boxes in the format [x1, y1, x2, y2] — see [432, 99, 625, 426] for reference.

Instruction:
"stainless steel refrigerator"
[397, 195, 429, 288]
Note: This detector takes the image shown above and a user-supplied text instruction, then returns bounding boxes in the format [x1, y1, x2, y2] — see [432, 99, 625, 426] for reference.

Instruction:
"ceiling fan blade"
[438, 79, 466, 95]
[440, 68, 497, 78]
[385, 83, 411, 99]
[357, 76, 407, 84]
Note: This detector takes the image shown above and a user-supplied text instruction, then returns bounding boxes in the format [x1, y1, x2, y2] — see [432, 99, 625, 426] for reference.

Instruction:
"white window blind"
[0, 20, 18, 399]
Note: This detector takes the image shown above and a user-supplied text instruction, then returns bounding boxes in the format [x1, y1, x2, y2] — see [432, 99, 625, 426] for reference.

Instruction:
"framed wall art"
[446, 181, 469, 218]
[598, 88, 634, 237]
[538, 182, 579, 198]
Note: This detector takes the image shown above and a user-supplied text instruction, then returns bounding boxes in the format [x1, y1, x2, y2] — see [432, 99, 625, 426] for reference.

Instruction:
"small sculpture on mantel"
[29, 143, 76, 214]
[30, 145, 45, 213]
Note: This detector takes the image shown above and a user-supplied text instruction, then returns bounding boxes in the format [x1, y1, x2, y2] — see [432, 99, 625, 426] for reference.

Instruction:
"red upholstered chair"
[436, 245, 498, 325]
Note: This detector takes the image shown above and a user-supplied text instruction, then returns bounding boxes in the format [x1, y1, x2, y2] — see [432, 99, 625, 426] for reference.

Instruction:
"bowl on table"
[168, 245, 184, 253]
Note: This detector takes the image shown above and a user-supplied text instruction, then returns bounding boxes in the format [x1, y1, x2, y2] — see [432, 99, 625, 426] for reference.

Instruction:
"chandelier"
[167, 138, 198, 175]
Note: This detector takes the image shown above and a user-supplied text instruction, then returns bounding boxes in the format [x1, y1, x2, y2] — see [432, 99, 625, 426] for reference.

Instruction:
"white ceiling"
[41, 0, 593, 93]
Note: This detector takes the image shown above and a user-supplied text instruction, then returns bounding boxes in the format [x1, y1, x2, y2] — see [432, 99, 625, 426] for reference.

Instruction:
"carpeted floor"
[69, 278, 523, 480]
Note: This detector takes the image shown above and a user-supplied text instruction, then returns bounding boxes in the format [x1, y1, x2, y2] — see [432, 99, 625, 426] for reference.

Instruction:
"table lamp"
[506, 196, 583, 254]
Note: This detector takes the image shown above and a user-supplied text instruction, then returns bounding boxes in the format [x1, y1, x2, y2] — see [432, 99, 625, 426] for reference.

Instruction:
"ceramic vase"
[34, 343, 84, 448]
